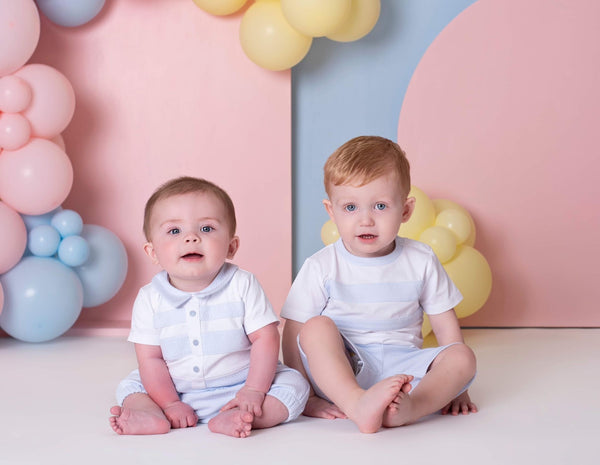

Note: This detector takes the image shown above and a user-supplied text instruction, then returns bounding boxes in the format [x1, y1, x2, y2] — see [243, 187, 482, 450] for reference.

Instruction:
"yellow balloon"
[399, 186, 435, 240]
[192, 0, 248, 16]
[432, 199, 476, 246]
[321, 219, 340, 245]
[443, 246, 492, 319]
[281, 0, 351, 37]
[240, 2, 312, 71]
[435, 209, 472, 245]
[327, 0, 381, 42]
[419, 226, 457, 264]
[421, 313, 432, 338]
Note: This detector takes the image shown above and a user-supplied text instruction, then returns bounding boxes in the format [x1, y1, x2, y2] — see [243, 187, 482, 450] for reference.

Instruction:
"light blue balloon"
[21, 207, 63, 231]
[35, 0, 106, 28]
[74, 225, 128, 308]
[51, 209, 83, 238]
[0, 257, 83, 343]
[58, 235, 90, 267]
[28, 225, 61, 257]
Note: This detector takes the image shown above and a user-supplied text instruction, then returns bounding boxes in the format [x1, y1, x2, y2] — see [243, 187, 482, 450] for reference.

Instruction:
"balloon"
[240, 1, 312, 71]
[35, 0, 106, 28]
[432, 199, 476, 246]
[0, 75, 33, 113]
[421, 313, 432, 338]
[51, 134, 66, 151]
[14, 64, 76, 139]
[0, 0, 40, 76]
[21, 207, 63, 231]
[443, 246, 492, 319]
[0, 202, 27, 274]
[419, 226, 457, 264]
[0, 113, 31, 150]
[51, 209, 83, 237]
[58, 235, 90, 267]
[192, 0, 248, 16]
[399, 186, 435, 240]
[281, 0, 351, 37]
[0, 256, 83, 343]
[0, 138, 73, 215]
[28, 224, 61, 257]
[321, 219, 340, 245]
[74, 225, 128, 308]
[327, 0, 380, 42]
[435, 209, 472, 245]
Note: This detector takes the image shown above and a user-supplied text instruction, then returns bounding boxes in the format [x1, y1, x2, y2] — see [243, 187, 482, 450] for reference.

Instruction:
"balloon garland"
[321, 186, 493, 338]
[0, 0, 127, 343]
[194, 0, 382, 71]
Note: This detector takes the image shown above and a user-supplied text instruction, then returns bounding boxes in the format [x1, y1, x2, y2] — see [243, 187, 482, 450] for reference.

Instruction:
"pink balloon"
[0, 0, 40, 76]
[14, 64, 76, 138]
[0, 201, 27, 274]
[0, 138, 73, 215]
[0, 113, 31, 150]
[0, 75, 33, 113]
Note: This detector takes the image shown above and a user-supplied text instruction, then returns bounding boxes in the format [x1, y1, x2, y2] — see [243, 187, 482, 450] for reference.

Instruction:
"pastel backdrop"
[1, 0, 292, 335]
[293, 0, 600, 327]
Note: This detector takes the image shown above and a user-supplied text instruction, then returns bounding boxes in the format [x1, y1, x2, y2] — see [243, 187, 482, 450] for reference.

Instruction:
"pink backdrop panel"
[29, 0, 291, 332]
[398, 0, 600, 326]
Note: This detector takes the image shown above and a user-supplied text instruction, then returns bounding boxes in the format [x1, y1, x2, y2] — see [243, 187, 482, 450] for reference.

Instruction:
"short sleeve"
[280, 258, 329, 323]
[420, 252, 463, 315]
[239, 271, 280, 335]
[127, 287, 161, 346]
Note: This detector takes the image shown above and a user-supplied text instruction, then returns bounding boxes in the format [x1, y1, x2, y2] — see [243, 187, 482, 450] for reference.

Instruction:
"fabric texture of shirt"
[281, 237, 462, 348]
[129, 263, 279, 392]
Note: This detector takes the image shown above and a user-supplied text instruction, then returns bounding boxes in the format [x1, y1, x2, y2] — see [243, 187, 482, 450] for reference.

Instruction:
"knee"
[440, 343, 477, 379]
[298, 316, 338, 348]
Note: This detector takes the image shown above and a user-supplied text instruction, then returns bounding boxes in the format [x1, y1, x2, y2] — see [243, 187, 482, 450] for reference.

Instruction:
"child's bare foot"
[109, 405, 171, 435]
[382, 387, 415, 428]
[345, 374, 412, 434]
[208, 409, 254, 438]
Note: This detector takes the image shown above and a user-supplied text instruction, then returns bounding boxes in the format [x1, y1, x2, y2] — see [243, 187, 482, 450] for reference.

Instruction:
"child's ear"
[402, 196, 416, 223]
[323, 199, 335, 220]
[227, 236, 240, 260]
[143, 242, 160, 265]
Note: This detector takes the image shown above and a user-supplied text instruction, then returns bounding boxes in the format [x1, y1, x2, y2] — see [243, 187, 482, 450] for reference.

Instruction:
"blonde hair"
[324, 136, 411, 197]
[143, 176, 236, 240]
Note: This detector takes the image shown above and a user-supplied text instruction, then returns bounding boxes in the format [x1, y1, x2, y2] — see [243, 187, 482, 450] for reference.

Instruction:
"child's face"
[144, 191, 239, 292]
[324, 174, 415, 258]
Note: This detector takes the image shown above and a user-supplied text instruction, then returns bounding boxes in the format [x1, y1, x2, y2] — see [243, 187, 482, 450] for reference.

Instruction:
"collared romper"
[116, 263, 309, 423]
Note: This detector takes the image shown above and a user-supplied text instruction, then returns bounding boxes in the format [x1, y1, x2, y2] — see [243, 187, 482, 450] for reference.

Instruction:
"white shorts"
[299, 334, 473, 403]
[116, 362, 310, 423]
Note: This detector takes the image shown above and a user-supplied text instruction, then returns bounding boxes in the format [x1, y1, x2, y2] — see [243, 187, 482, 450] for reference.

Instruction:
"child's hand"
[221, 386, 266, 417]
[303, 395, 347, 420]
[441, 390, 478, 416]
[163, 400, 198, 428]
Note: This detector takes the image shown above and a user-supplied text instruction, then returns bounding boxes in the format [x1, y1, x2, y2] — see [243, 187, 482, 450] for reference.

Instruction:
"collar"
[151, 262, 239, 307]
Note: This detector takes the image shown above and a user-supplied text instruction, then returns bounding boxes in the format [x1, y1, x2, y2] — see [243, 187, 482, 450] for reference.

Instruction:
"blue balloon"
[58, 235, 90, 267]
[28, 225, 61, 257]
[51, 209, 83, 238]
[35, 0, 106, 28]
[21, 207, 63, 231]
[0, 257, 83, 343]
[74, 225, 128, 308]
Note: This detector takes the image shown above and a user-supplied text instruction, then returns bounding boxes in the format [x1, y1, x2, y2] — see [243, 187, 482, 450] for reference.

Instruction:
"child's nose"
[359, 211, 375, 226]
[185, 234, 199, 243]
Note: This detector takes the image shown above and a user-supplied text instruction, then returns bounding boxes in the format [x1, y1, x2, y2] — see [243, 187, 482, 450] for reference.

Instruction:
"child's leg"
[109, 393, 171, 435]
[300, 316, 412, 434]
[383, 343, 476, 427]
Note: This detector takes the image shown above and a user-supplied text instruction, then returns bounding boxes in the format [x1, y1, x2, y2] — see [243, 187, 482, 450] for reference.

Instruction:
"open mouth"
[182, 253, 203, 260]
[358, 234, 377, 240]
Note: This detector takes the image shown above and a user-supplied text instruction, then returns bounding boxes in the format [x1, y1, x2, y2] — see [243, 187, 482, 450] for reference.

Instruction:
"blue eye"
[168, 228, 180, 235]
[375, 203, 386, 211]
[201, 226, 213, 233]
[344, 204, 357, 212]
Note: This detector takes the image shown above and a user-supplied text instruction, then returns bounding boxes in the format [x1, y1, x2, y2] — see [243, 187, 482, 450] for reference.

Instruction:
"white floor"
[1, 329, 598, 465]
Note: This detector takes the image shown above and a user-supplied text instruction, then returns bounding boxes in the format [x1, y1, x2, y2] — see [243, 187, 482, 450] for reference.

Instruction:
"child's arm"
[282, 319, 346, 420]
[220, 322, 280, 417]
[428, 309, 478, 415]
[135, 343, 198, 428]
